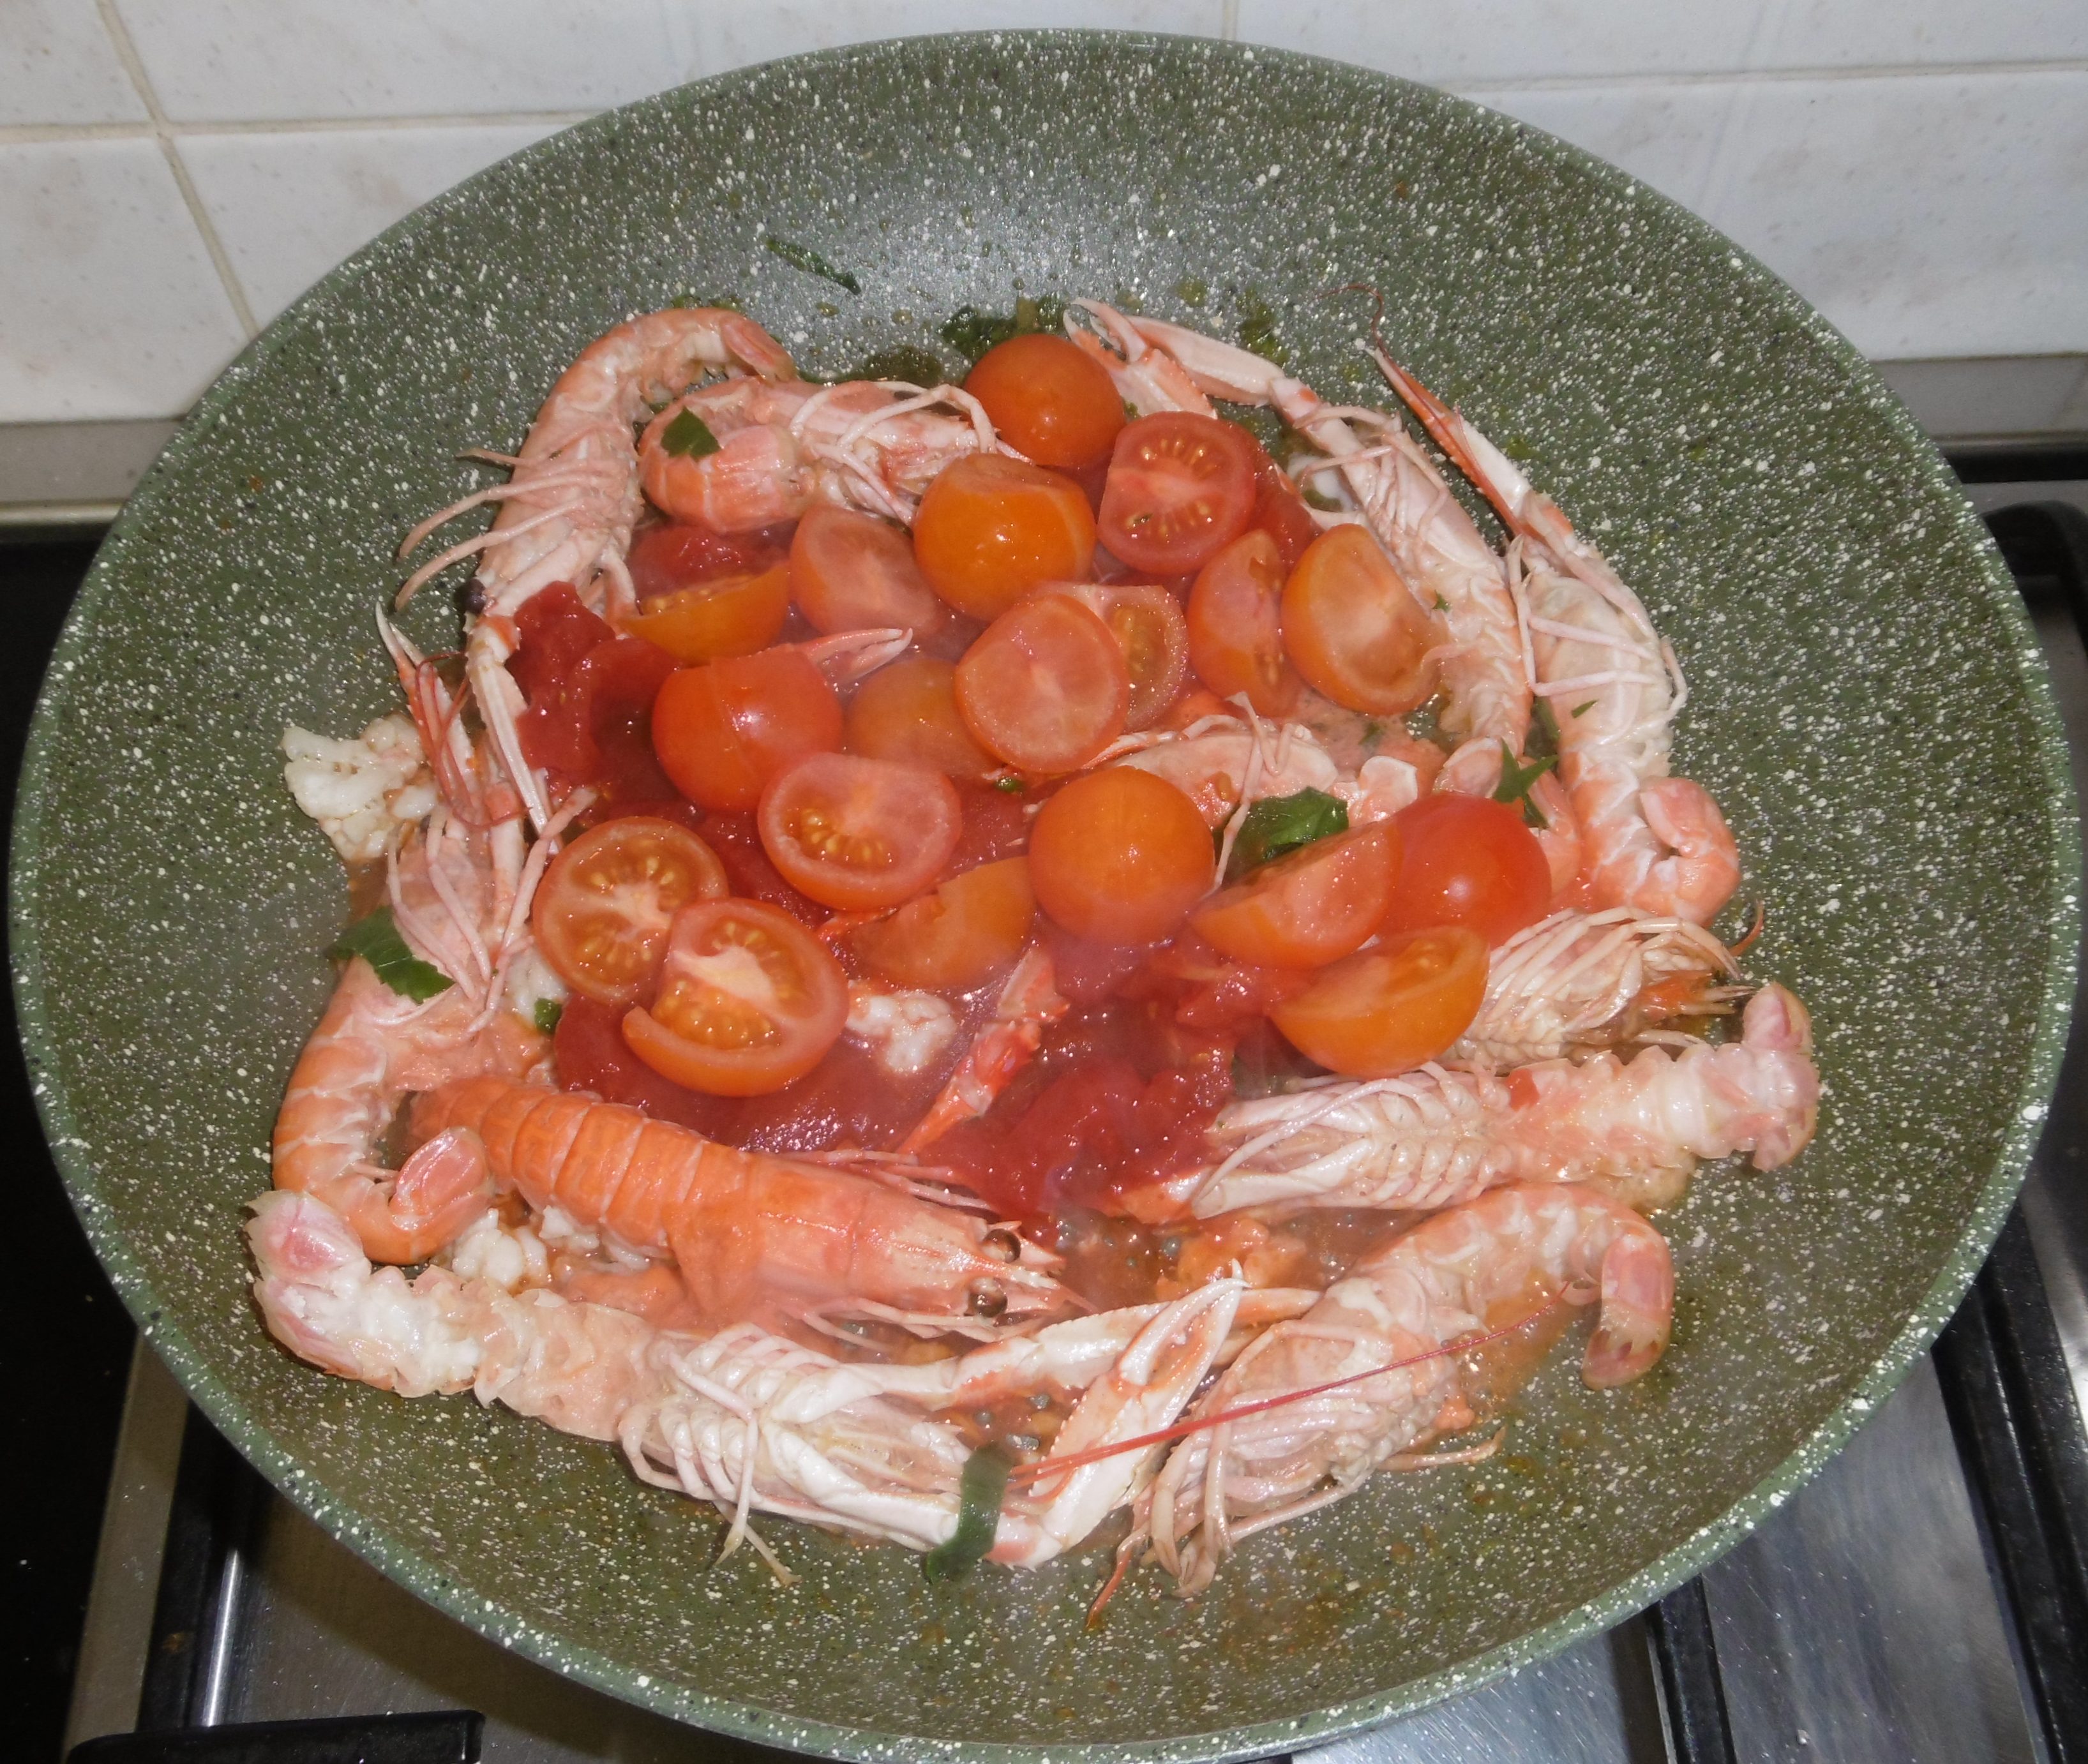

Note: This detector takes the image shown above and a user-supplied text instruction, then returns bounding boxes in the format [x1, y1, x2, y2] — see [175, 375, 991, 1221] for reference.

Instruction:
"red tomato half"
[1383, 793, 1551, 946]
[964, 333, 1126, 470]
[757, 751, 962, 911]
[850, 856, 1035, 991]
[1098, 414, 1261, 575]
[1249, 459, 1320, 569]
[622, 899, 848, 1096]
[1190, 823, 1402, 969]
[1270, 926, 1487, 1077]
[790, 504, 946, 637]
[954, 594, 1129, 774]
[650, 646, 842, 812]
[1282, 525, 1441, 715]
[618, 563, 791, 662]
[532, 817, 729, 1005]
[1187, 528, 1301, 716]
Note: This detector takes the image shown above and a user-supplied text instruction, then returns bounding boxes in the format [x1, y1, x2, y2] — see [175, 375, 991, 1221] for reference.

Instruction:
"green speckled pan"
[11, 31, 2077, 1760]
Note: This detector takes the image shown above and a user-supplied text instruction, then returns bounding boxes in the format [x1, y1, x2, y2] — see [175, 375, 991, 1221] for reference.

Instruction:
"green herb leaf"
[661, 408, 720, 460]
[939, 295, 1067, 367]
[1493, 743, 1558, 830]
[1572, 699, 1596, 717]
[329, 907, 454, 1003]
[924, 1446, 1010, 1581]
[1434, 594, 1451, 613]
[1300, 483, 1343, 512]
[1529, 697, 1561, 759]
[1360, 719, 1384, 749]
[763, 235, 860, 294]
[1227, 788, 1348, 880]
[994, 775, 1026, 794]
[533, 998, 564, 1036]
[1235, 290, 1289, 367]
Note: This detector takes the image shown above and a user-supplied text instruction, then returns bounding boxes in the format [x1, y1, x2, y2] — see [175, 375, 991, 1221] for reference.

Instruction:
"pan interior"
[11, 30, 2074, 1761]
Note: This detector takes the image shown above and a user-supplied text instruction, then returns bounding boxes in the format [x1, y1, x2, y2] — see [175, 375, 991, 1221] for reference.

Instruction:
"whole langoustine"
[410, 1076, 1071, 1325]
[1141, 1182, 1673, 1594]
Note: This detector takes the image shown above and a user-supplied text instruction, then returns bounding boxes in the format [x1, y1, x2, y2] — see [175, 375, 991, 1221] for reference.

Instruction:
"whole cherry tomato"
[650, 645, 841, 812]
[1028, 767, 1212, 945]
[965, 333, 1126, 469]
[1382, 793, 1551, 946]
[912, 453, 1096, 620]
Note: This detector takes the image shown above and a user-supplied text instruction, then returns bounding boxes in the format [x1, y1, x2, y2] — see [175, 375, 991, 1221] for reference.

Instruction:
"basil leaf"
[1493, 743, 1558, 830]
[763, 235, 860, 294]
[1227, 788, 1348, 881]
[924, 1446, 1009, 1581]
[994, 775, 1026, 793]
[938, 295, 1067, 368]
[329, 907, 454, 1003]
[661, 408, 720, 460]
[532, 998, 564, 1036]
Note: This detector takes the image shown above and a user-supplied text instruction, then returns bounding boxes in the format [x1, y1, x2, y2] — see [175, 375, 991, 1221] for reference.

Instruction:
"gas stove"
[18, 448, 2088, 1764]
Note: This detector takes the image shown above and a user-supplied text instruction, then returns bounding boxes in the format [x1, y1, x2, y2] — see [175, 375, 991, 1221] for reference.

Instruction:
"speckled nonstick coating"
[10, 31, 2077, 1760]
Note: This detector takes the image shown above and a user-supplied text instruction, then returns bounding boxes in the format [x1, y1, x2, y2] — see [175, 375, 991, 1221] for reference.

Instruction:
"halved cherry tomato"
[1281, 525, 1441, 714]
[912, 453, 1097, 620]
[842, 654, 997, 782]
[756, 751, 961, 911]
[964, 333, 1125, 470]
[618, 562, 791, 662]
[623, 899, 848, 1096]
[789, 504, 946, 637]
[1054, 584, 1189, 731]
[1028, 768, 1212, 945]
[850, 856, 1035, 990]
[1190, 823, 1402, 969]
[532, 817, 729, 1005]
[1187, 529, 1302, 716]
[626, 521, 790, 602]
[1382, 793, 1551, 946]
[1249, 458, 1320, 569]
[1097, 413, 1260, 575]
[954, 594, 1129, 773]
[650, 645, 842, 812]
[1270, 926, 1487, 1077]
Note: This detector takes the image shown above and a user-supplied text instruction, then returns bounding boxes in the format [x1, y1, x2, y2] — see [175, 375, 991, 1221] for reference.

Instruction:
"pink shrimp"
[1186, 982, 1817, 1218]
[900, 946, 1069, 1155]
[1143, 1183, 1672, 1592]
[1105, 308, 1582, 895]
[409, 1075, 1072, 1327]
[1371, 354, 1739, 924]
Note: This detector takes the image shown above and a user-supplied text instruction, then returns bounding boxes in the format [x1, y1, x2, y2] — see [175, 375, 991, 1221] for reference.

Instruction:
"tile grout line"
[91, 0, 259, 340]
[0, 110, 599, 146]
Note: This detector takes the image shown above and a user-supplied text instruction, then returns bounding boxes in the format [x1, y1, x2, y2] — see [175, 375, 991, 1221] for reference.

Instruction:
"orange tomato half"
[650, 646, 842, 812]
[622, 898, 848, 1095]
[1028, 767, 1212, 945]
[850, 856, 1035, 991]
[1190, 823, 1401, 969]
[790, 504, 946, 636]
[1281, 525, 1441, 714]
[1187, 528, 1300, 716]
[954, 594, 1129, 774]
[912, 453, 1097, 620]
[843, 654, 998, 782]
[532, 816, 730, 1005]
[756, 751, 962, 911]
[618, 562, 791, 662]
[1269, 926, 1487, 1077]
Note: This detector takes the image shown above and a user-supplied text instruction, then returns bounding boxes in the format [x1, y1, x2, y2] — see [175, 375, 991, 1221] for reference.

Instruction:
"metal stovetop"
[45, 456, 2088, 1764]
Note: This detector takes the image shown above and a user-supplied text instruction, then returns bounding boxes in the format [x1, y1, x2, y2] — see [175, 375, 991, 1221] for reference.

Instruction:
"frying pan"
[12, 31, 2077, 1760]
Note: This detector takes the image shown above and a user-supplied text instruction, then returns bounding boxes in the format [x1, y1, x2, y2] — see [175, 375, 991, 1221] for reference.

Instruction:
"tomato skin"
[1190, 823, 1402, 968]
[912, 453, 1097, 620]
[790, 505, 946, 637]
[622, 899, 848, 1096]
[619, 562, 791, 662]
[1249, 459, 1320, 569]
[532, 817, 729, 1005]
[954, 594, 1129, 774]
[1187, 529, 1302, 716]
[756, 751, 962, 911]
[850, 856, 1035, 991]
[1282, 525, 1442, 714]
[650, 645, 842, 812]
[965, 333, 1126, 470]
[626, 521, 792, 602]
[1029, 768, 1213, 945]
[1270, 926, 1487, 1077]
[1097, 414, 1261, 575]
[1057, 584, 1189, 732]
[1382, 793, 1551, 946]
[843, 654, 997, 783]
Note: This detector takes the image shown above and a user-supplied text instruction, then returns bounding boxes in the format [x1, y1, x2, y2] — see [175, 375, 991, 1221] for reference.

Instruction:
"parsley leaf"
[661, 408, 720, 459]
[1572, 699, 1596, 717]
[1493, 743, 1558, 829]
[763, 235, 860, 294]
[1227, 788, 1348, 880]
[329, 908, 454, 1003]
[532, 998, 564, 1036]
[994, 775, 1026, 794]
[924, 1446, 1009, 1581]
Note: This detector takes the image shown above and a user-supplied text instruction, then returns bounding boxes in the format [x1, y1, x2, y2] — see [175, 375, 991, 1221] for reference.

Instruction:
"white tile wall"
[1, 0, 2082, 424]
